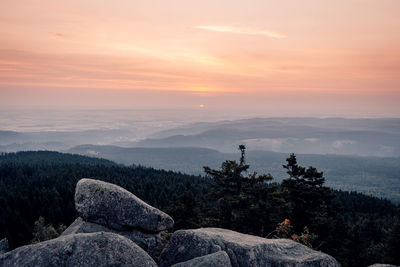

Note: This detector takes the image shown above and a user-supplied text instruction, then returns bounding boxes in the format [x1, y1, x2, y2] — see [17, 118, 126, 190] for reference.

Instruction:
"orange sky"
[0, 0, 399, 116]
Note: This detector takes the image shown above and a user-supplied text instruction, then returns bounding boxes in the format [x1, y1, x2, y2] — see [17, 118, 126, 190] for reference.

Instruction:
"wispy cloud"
[195, 25, 286, 39]
[53, 32, 65, 38]
[332, 140, 357, 149]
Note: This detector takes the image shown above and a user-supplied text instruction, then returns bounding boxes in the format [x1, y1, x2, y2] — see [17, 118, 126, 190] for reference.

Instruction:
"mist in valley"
[1, 109, 399, 156]
[1, 108, 400, 202]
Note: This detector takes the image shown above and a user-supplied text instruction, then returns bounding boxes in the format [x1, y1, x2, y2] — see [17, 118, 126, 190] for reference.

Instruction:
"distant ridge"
[0, 151, 116, 166]
[68, 144, 400, 203]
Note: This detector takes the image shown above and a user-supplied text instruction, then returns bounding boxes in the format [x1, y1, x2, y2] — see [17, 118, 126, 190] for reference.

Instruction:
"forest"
[0, 150, 399, 267]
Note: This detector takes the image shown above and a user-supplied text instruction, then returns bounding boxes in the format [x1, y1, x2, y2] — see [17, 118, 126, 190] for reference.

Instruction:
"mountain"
[139, 118, 400, 157]
[68, 145, 232, 172]
[0, 129, 136, 152]
[2, 117, 400, 202]
[0, 150, 117, 166]
[68, 144, 400, 203]
[2, 118, 400, 157]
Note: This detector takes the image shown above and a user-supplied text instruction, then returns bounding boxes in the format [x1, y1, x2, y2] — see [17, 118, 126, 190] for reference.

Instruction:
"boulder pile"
[0, 232, 157, 266]
[368, 265, 399, 267]
[74, 178, 174, 231]
[1, 178, 343, 266]
[160, 228, 339, 267]
[62, 178, 173, 259]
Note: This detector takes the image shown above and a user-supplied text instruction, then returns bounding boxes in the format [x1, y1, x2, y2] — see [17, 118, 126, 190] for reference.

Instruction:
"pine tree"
[204, 145, 277, 234]
[384, 206, 400, 265]
[166, 182, 200, 229]
[31, 217, 65, 244]
[280, 153, 341, 251]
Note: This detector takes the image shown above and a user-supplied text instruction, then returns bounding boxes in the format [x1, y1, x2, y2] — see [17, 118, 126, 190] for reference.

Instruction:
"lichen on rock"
[62, 217, 165, 260]
[0, 232, 157, 267]
[75, 178, 174, 231]
[170, 251, 232, 267]
[160, 227, 340, 267]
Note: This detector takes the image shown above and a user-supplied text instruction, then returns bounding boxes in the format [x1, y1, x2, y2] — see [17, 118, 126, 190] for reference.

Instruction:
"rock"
[0, 232, 157, 267]
[62, 217, 165, 259]
[160, 228, 340, 267]
[368, 264, 399, 267]
[171, 251, 232, 267]
[75, 178, 174, 231]
[0, 238, 8, 254]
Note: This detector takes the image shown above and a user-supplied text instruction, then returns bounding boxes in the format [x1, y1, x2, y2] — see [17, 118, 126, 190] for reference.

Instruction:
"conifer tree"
[280, 153, 342, 252]
[166, 182, 200, 229]
[385, 206, 400, 264]
[204, 145, 278, 235]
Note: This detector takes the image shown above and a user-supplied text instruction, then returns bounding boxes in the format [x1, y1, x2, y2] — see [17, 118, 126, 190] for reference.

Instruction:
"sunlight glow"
[195, 25, 286, 38]
[0, 0, 399, 115]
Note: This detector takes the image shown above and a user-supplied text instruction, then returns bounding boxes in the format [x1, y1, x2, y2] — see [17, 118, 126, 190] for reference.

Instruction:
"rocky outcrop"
[0, 232, 157, 267]
[75, 178, 174, 231]
[3, 178, 343, 266]
[368, 264, 399, 267]
[0, 238, 8, 254]
[62, 217, 165, 259]
[170, 251, 232, 267]
[71, 178, 172, 260]
[160, 228, 340, 267]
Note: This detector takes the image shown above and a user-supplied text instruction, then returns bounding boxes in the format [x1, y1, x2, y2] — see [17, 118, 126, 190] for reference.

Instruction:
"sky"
[0, 0, 399, 117]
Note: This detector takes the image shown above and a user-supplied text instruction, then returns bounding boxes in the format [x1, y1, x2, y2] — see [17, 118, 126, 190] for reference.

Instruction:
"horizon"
[1, 108, 400, 134]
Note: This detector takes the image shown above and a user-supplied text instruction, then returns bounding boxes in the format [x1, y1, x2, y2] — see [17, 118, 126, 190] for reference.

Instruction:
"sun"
[199, 104, 205, 108]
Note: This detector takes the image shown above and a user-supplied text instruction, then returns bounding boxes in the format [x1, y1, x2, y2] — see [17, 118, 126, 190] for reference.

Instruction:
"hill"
[2, 117, 400, 157]
[0, 151, 116, 166]
[0, 151, 206, 249]
[140, 117, 400, 157]
[68, 145, 400, 203]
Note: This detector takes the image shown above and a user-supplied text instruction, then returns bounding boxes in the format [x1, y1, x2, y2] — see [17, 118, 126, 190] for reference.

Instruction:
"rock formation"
[170, 251, 232, 267]
[368, 264, 399, 267]
[0, 232, 157, 266]
[66, 178, 173, 259]
[75, 178, 174, 231]
[62, 217, 164, 259]
[1, 178, 344, 266]
[160, 228, 340, 267]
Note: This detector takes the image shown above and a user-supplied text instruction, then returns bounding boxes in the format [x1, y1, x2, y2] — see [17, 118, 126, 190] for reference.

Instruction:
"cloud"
[379, 145, 394, 154]
[242, 138, 298, 151]
[51, 32, 66, 39]
[332, 140, 356, 149]
[304, 138, 319, 143]
[195, 25, 286, 39]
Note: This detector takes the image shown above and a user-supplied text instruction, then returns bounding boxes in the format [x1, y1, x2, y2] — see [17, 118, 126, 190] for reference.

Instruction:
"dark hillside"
[0, 151, 206, 249]
[68, 145, 400, 202]
[0, 151, 116, 166]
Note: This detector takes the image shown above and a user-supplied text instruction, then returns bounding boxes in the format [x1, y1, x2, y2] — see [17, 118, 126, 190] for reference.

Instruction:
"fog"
[1, 109, 399, 157]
